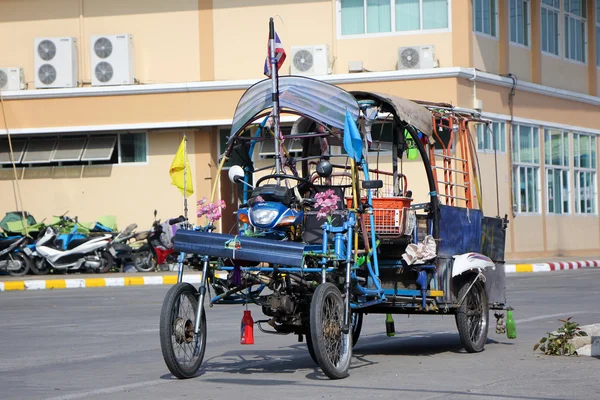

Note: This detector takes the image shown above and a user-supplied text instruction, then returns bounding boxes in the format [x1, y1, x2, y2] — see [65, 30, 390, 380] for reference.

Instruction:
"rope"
[0, 88, 28, 237]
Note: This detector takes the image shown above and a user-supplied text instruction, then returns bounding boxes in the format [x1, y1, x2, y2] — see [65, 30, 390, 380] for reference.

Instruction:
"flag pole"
[183, 132, 188, 221]
[268, 17, 281, 177]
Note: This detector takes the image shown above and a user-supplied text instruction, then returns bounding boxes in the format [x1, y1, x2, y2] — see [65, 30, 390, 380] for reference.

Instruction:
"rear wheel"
[305, 328, 318, 365]
[7, 253, 31, 277]
[351, 312, 363, 347]
[31, 257, 51, 275]
[160, 282, 206, 379]
[455, 279, 489, 353]
[309, 283, 352, 379]
[95, 251, 114, 274]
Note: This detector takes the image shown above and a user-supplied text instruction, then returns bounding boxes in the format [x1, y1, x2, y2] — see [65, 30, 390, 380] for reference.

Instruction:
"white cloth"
[402, 235, 437, 265]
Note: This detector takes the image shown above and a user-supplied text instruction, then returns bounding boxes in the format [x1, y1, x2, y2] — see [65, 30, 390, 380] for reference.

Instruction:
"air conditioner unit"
[0, 67, 25, 91]
[290, 44, 330, 76]
[34, 37, 78, 89]
[397, 45, 436, 70]
[90, 34, 135, 86]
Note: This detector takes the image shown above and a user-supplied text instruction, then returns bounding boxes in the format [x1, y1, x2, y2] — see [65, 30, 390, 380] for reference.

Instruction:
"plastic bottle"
[385, 313, 395, 337]
[506, 307, 517, 339]
[241, 310, 254, 345]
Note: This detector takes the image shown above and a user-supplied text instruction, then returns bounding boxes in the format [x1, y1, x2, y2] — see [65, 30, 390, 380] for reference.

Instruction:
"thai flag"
[263, 32, 286, 78]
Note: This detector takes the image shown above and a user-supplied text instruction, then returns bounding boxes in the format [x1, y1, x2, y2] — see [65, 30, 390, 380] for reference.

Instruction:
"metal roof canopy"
[229, 75, 360, 143]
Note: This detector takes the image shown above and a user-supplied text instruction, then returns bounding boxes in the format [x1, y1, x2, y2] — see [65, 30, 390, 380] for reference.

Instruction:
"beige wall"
[0, 130, 210, 229]
[508, 45, 532, 82]
[546, 216, 600, 254]
[212, 1, 334, 80]
[0, 0, 201, 86]
[459, 80, 600, 132]
[541, 55, 588, 94]
[473, 35, 500, 75]
[336, 33, 453, 73]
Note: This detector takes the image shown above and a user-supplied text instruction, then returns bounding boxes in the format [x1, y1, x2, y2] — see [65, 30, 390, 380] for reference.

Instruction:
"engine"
[263, 292, 296, 318]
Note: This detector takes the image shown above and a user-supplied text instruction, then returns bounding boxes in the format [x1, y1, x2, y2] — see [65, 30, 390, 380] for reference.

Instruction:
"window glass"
[120, 133, 147, 163]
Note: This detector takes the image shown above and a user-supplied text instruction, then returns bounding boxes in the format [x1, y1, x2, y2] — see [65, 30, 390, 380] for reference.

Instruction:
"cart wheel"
[351, 312, 363, 348]
[160, 282, 206, 379]
[455, 279, 489, 353]
[310, 283, 352, 379]
[305, 329, 318, 365]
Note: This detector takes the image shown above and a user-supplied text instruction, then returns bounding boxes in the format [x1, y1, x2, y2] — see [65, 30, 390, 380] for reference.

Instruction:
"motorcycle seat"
[0, 237, 22, 250]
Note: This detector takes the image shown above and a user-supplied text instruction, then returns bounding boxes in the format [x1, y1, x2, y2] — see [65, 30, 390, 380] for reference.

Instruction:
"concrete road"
[0, 270, 599, 400]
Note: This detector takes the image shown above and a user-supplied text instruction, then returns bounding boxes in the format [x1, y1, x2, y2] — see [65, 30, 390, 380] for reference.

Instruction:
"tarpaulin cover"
[437, 205, 483, 257]
[173, 230, 306, 268]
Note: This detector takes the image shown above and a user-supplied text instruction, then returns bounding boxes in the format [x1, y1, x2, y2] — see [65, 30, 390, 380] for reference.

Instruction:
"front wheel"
[455, 278, 489, 353]
[133, 249, 156, 272]
[7, 252, 31, 277]
[31, 257, 51, 275]
[309, 283, 352, 379]
[160, 282, 206, 379]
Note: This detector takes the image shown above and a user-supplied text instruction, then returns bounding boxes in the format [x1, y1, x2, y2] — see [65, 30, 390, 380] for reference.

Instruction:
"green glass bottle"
[506, 307, 517, 339]
[385, 313, 395, 337]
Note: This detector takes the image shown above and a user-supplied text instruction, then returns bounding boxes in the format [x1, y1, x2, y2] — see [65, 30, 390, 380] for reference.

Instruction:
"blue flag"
[343, 109, 362, 162]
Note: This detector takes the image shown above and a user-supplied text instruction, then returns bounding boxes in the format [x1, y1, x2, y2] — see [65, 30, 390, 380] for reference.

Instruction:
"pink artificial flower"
[314, 189, 340, 221]
[197, 198, 226, 223]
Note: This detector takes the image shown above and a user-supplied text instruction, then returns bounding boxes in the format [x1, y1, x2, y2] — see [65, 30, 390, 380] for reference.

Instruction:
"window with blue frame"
[340, 0, 449, 36]
[564, 0, 587, 63]
[544, 129, 569, 214]
[477, 121, 506, 153]
[473, 0, 497, 36]
[510, 0, 530, 46]
[541, 0, 560, 55]
[512, 124, 540, 213]
[596, 0, 600, 66]
[573, 133, 597, 214]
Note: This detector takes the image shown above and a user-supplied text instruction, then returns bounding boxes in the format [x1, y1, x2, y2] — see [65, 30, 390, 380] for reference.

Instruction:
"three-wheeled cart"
[159, 75, 511, 380]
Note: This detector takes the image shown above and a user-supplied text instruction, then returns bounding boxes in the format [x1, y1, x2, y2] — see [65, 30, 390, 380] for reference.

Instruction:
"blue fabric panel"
[174, 230, 306, 267]
[437, 205, 483, 257]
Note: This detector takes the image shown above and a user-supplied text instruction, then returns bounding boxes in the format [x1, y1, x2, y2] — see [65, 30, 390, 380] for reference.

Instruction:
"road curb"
[0, 274, 203, 292]
[3, 259, 599, 291]
[505, 260, 600, 273]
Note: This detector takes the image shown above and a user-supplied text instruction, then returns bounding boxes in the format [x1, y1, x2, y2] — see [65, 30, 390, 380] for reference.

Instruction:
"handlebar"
[168, 216, 187, 225]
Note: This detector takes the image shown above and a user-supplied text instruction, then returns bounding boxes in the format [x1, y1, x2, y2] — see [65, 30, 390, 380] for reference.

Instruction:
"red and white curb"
[505, 260, 600, 273]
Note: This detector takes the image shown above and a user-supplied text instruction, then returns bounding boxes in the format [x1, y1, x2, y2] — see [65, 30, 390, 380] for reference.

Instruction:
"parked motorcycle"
[108, 223, 156, 273]
[32, 224, 115, 274]
[0, 234, 32, 276]
[146, 211, 188, 271]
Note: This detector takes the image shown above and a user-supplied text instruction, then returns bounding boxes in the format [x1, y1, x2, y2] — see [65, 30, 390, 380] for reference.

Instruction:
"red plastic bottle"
[240, 310, 254, 345]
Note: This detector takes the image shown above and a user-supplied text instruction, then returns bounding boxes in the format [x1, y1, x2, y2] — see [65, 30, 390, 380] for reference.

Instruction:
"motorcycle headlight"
[250, 209, 279, 226]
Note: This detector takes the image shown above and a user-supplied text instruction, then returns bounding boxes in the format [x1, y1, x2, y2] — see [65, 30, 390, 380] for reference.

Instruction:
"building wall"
[508, 45, 532, 83]
[473, 35, 500, 75]
[212, 1, 334, 80]
[541, 55, 589, 94]
[0, 0, 201, 86]
[0, 130, 208, 229]
[335, 33, 453, 74]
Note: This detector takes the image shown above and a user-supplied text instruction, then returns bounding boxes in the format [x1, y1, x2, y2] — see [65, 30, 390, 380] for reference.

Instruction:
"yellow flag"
[169, 137, 194, 197]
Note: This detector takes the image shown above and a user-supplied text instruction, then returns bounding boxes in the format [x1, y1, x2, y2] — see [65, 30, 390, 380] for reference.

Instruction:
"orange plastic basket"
[346, 197, 413, 236]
